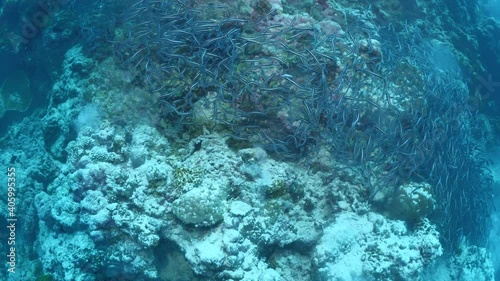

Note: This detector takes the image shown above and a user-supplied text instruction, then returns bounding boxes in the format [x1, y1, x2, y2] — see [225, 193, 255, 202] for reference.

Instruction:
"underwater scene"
[0, 0, 500, 280]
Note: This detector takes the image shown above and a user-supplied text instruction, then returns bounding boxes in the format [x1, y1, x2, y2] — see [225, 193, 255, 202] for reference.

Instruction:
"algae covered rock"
[391, 182, 435, 221]
[172, 179, 228, 227]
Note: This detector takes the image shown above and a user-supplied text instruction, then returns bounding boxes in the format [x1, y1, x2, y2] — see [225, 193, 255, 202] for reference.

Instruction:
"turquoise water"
[0, 0, 499, 280]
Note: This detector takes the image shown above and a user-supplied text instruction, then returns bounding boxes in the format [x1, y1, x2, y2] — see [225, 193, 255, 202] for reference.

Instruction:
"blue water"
[0, 0, 499, 280]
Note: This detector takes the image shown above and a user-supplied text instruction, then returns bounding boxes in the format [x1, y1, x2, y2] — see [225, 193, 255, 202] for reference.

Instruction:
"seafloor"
[0, 0, 499, 280]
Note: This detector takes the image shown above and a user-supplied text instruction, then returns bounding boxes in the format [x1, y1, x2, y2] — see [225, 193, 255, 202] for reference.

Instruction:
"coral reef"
[313, 213, 443, 280]
[0, 0, 498, 280]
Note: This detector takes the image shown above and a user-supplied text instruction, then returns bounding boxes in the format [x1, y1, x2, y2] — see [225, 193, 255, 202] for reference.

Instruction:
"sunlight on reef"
[0, 0, 499, 280]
